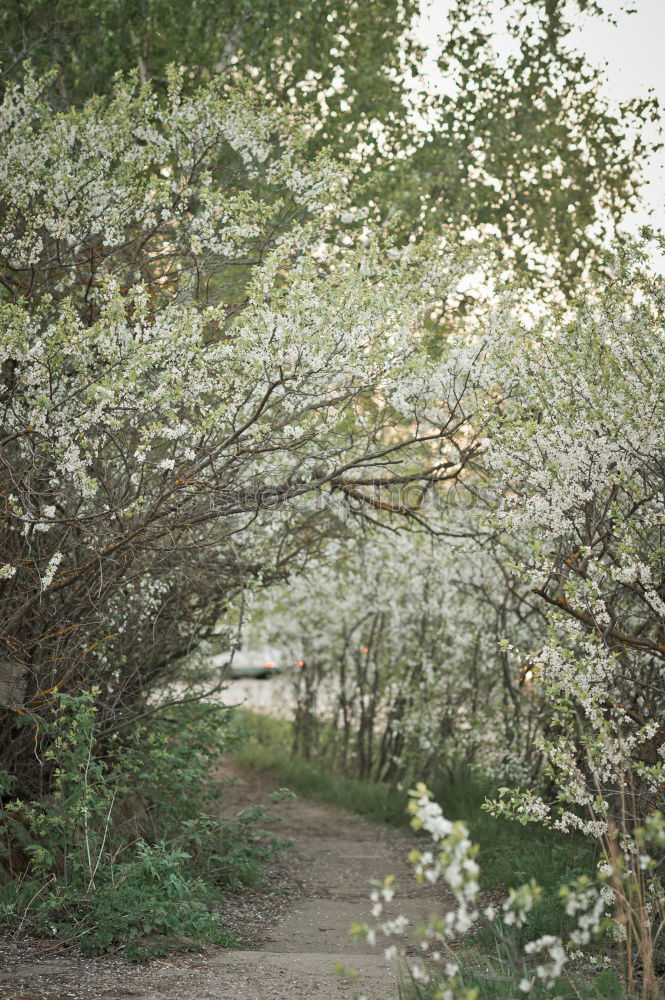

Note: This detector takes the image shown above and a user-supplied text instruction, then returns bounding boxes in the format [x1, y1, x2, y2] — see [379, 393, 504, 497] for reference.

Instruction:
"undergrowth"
[0, 693, 286, 958]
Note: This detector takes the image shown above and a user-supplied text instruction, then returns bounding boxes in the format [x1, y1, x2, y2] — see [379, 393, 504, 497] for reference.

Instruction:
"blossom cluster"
[353, 786, 618, 997]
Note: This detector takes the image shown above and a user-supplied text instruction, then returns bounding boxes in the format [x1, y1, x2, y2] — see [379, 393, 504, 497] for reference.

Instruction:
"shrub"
[0, 692, 285, 956]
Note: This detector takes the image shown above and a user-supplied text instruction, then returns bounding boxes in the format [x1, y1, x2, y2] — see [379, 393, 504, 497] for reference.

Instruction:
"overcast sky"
[574, 0, 665, 237]
[417, 0, 665, 261]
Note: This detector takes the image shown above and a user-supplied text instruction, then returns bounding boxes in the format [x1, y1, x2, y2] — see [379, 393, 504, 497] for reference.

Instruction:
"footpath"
[1, 761, 450, 1000]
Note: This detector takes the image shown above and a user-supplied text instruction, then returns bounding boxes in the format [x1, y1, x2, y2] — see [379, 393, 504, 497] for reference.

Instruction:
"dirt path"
[1, 761, 450, 1000]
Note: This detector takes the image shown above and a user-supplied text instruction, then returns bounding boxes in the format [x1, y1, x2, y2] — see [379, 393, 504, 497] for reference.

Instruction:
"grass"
[434, 777, 596, 944]
[234, 709, 596, 943]
[236, 710, 409, 824]
[398, 962, 625, 1000]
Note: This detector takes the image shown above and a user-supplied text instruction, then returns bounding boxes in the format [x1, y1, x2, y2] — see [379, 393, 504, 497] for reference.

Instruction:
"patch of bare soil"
[0, 760, 451, 1000]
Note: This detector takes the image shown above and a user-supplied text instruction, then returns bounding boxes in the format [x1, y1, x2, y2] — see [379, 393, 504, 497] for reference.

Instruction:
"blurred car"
[210, 647, 283, 679]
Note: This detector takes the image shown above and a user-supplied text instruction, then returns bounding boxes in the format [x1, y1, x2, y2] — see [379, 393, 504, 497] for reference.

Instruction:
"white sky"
[416, 0, 665, 257]
[574, 0, 665, 237]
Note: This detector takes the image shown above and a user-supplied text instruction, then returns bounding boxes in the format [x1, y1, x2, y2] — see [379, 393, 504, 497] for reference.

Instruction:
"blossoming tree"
[0, 73, 496, 796]
[262, 526, 545, 785]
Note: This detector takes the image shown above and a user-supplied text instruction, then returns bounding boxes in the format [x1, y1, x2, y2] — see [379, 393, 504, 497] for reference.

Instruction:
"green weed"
[0, 694, 284, 957]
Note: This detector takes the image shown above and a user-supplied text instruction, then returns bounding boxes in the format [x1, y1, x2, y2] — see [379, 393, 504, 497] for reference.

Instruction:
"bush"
[0, 844, 232, 959]
[0, 693, 285, 956]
